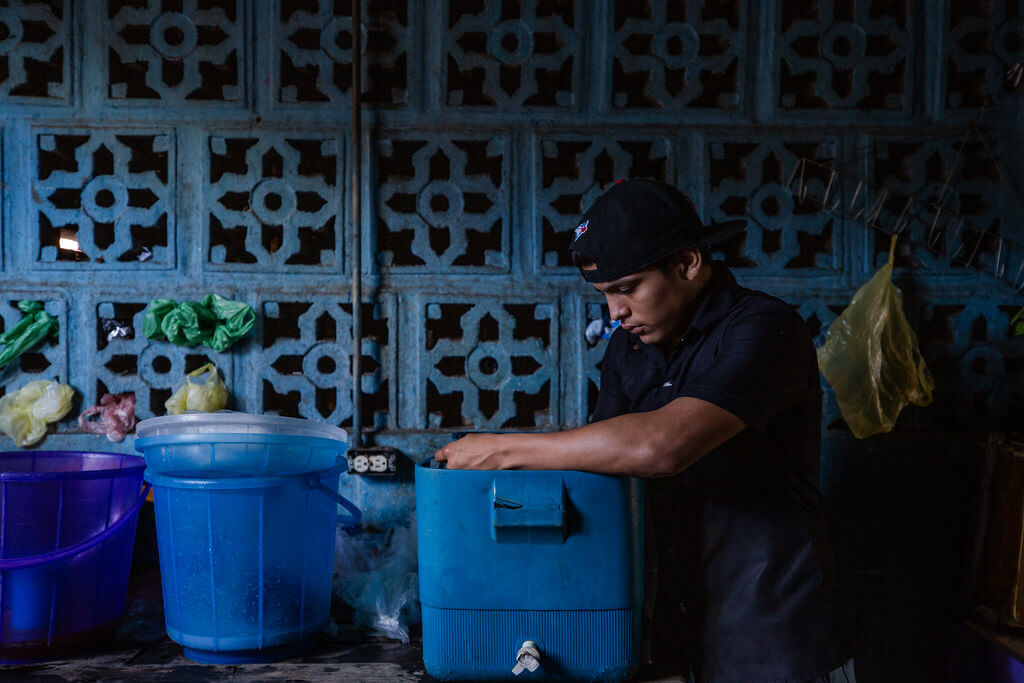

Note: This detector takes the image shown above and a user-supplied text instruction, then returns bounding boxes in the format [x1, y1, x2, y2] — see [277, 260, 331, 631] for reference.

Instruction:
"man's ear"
[676, 249, 703, 280]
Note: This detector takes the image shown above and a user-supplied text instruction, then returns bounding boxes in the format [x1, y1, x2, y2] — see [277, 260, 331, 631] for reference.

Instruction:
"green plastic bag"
[1011, 307, 1024, 337]
[165, 363, 229, 415]
[0, 301, 59, 370]
[0, 380, 74, 447]
[817, 236, 934, 438]
[143, 294, 255, 353]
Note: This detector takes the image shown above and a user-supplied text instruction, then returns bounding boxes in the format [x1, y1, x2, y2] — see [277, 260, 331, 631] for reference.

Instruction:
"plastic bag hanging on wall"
[78, 392, 139, 442]
[0, 301, 58, 371]
[817, 235, 934, 438]
[142, 294, 255, 353]
[1010, 307, 1024, 337]
[0, 380, 74, 447]
[164, 363, 228, 415]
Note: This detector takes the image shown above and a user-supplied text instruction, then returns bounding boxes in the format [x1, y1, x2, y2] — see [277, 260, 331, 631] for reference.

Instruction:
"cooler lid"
[135, 411, 348, 442]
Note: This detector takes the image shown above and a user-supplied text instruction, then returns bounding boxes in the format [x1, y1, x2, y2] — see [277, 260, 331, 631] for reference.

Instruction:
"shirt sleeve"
[591, 327, 631, 422]
[674, 305, 815, 428]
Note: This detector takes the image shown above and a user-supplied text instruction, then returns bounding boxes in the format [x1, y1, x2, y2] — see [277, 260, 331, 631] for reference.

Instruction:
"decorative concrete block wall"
[2, 2, 1023, 678]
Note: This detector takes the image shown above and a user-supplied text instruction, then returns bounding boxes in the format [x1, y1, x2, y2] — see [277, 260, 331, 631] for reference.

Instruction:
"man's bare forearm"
[497, 412, 680, 476]
[436, 397, 745, 476]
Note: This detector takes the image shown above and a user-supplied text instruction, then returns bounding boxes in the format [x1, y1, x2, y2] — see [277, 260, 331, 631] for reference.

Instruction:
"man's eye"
[618, 286, 634, 294]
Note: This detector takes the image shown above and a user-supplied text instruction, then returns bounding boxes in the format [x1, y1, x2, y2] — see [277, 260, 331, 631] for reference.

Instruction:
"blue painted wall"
[2, 1, 1023, 679]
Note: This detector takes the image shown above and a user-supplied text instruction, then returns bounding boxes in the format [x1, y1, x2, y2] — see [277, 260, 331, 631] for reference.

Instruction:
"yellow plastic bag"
[0, 380, 75, 447]
[165, 363, 228, 415]
[817, 236, 934, 438]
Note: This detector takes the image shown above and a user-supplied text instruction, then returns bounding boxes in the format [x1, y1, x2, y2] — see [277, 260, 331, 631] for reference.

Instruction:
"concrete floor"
[2, 557, 435, 682]
[5, 593, 684, 682]
[3, 506, 683, 681]
[6, 621, 683, 682]
[7, 634, 433, 682]
[9, 641, 685, 682]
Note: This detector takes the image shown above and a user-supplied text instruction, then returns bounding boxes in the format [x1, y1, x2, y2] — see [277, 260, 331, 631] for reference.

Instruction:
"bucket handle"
[306, 465, 362, 529]
[0, 483, 152, 571]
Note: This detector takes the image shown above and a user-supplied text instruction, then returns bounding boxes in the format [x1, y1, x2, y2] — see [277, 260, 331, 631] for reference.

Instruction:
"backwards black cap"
[568, 179, 746, 283]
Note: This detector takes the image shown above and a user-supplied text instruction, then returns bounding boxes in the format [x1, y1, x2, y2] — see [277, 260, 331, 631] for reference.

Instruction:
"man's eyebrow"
[594, 277, 638, 293]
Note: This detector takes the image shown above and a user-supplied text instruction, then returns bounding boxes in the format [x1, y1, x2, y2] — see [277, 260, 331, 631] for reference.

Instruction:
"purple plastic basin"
[0, 451, 148, 662]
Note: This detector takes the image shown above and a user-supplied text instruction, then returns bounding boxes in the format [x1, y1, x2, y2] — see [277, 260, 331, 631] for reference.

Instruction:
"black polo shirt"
[593, 262, 852, 682]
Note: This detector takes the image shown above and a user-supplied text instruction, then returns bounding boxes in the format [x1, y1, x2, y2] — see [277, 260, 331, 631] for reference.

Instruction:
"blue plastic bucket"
[146, 464, 360, 664]
[0, 451, 148, 662]
[135, 412, 348, 476]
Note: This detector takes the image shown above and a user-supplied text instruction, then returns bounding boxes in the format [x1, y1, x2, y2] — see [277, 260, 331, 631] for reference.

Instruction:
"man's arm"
[434, 396, 744, 477]
[436, 303, 814, 475]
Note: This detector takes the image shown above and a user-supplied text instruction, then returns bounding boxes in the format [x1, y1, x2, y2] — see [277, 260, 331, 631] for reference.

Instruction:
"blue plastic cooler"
[416, 459, 644, 681]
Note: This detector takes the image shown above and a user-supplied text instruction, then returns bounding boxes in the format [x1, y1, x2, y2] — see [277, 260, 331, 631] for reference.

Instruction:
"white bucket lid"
[135, 411, 348, 442]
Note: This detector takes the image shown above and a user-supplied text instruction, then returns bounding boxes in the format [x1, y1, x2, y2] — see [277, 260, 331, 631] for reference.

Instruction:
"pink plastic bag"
[78, 392, 138, 442]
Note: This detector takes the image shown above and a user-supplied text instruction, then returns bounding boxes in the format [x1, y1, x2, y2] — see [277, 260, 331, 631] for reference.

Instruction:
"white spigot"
[512, 640, 541, 676]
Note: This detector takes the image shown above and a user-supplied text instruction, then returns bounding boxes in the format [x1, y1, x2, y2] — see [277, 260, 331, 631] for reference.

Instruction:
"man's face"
[589, 259, 705, 347]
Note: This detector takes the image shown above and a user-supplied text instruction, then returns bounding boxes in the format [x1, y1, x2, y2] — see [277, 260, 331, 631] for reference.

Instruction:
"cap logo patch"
[573, 220, 589, 241]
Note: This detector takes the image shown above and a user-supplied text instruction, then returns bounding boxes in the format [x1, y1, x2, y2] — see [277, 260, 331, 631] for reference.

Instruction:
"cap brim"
[688, 219, 747, 248]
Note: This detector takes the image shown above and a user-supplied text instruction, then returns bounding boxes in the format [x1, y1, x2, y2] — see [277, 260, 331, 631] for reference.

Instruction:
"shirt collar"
[625, 262, 739, 360]
[688, 262, 739, 337]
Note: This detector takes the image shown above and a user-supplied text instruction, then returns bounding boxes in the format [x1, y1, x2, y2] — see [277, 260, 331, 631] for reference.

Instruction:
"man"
[435, 179, 855, 683]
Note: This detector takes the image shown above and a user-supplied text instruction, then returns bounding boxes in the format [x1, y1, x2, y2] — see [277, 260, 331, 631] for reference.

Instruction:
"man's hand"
[434, 433, 512, 470]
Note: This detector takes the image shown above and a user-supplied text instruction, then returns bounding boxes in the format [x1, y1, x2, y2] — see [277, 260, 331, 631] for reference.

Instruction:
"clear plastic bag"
[817, 235, 934, 438]
[164, 363, 228, 415]
[334, 519, 420, 643]
[0, 380, 74, 447]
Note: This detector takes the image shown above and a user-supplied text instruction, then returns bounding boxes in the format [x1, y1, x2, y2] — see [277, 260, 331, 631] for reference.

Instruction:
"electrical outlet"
[347, 446, 399, 475]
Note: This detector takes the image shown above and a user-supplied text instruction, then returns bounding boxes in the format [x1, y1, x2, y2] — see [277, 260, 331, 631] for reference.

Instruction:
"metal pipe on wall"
[350, 0, 363, 449]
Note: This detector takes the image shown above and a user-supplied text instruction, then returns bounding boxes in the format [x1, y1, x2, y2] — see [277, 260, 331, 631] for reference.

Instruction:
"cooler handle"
[490, 479, 566, 539]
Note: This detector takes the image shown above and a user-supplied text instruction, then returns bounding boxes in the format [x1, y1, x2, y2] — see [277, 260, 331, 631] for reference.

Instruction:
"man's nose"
[608, 299, 629, 321]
